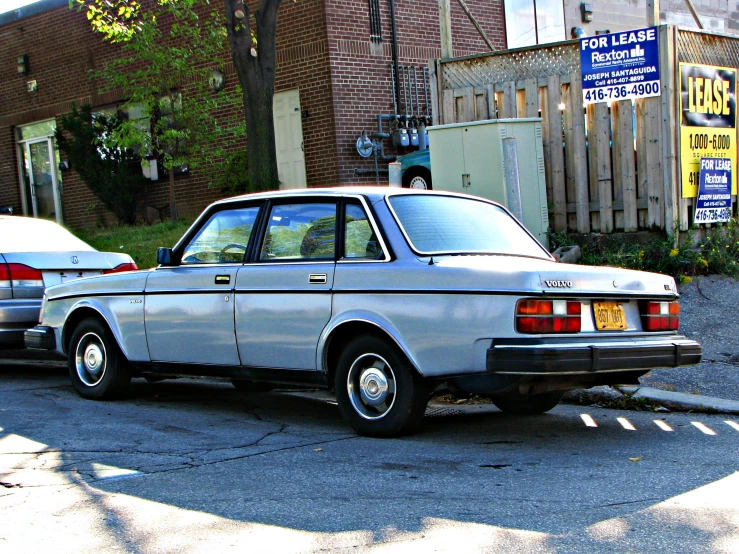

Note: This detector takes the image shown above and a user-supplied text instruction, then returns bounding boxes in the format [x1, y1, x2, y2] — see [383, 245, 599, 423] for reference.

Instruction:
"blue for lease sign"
[580, 27, 660, 104]
[694, 157, 732, 224]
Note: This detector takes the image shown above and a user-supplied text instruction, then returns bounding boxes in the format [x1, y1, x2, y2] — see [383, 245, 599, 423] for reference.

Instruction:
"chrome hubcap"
[75, 332, 107, 387]
[347, 354, 396, 420]
[358, 367, 389, 406]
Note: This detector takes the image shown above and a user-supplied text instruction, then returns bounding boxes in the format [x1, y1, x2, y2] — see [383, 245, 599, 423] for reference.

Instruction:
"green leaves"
[77, 0, 244, 188]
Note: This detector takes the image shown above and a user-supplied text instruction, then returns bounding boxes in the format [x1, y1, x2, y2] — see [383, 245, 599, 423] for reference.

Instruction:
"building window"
[504, 0, 565, 48]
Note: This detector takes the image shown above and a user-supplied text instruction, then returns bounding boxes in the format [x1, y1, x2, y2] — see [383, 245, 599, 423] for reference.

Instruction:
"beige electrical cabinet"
[428, 118, 550, 247]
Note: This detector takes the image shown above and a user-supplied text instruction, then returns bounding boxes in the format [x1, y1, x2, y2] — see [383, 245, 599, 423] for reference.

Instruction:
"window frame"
[170, 200, 266, 267]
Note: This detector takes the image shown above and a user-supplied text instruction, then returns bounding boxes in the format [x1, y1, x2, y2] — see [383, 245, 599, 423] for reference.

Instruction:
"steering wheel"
[219, 243, 247, 262]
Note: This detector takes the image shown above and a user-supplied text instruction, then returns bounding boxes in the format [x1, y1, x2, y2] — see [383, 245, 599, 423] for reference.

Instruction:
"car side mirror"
[156, 247, 174, 266]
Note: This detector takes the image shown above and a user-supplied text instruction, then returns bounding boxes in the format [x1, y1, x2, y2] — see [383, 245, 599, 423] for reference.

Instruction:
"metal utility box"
[428, 118, 549, 247]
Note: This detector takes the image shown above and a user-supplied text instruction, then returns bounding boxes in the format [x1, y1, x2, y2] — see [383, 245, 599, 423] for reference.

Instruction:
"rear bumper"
[487, 335, 702, 375]
[24, 325, 57, 350]
[0, 299, 41, 347]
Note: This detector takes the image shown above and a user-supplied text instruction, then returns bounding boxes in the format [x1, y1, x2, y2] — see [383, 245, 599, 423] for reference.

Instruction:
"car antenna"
[428, 256, 435, 265]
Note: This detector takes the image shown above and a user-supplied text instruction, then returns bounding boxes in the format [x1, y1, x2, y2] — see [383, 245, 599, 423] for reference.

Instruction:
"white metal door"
[273, 89, 307, 189]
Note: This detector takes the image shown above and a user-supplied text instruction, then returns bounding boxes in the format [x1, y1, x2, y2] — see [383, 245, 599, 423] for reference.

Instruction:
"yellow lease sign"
[679, 63, 737, 198]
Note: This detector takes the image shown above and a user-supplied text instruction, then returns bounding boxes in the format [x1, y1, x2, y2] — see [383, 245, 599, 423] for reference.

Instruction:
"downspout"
[389, 0, 402, 116]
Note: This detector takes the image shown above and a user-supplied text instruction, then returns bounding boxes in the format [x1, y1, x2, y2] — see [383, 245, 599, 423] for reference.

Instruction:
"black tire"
[402, 167, 432, 190]
[491, 390, 563, 415]
[231, 380, 274, 393]
[335, 334, 429, 437]
[67, 318, 132, 399]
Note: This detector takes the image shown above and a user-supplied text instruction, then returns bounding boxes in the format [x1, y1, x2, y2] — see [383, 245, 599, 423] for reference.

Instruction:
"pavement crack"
[143, 434, 359, 476]
[597, 498, 661, 508]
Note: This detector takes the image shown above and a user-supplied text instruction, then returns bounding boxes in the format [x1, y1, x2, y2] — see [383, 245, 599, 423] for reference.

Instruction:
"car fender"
[317, 309, 424, 376]
[61, 296, 149, 362]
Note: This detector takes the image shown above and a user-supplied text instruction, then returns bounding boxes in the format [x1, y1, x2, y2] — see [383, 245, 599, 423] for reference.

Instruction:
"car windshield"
[387, 195, 550, 258]
[0, 217, 96, 253]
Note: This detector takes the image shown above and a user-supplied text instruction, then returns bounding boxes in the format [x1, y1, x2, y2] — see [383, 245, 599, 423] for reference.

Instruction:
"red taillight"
[642, 300, 680, 331]
[516, 299, 581, 334]
[4, 263, 44, 287]
[103, 262, 139, 274]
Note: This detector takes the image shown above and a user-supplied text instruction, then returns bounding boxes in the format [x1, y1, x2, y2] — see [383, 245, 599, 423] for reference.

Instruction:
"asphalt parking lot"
[1, 363, 739, 553]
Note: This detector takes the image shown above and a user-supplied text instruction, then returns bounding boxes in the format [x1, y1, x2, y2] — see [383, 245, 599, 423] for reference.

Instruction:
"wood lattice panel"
[677, 29, 739, 67]
[442, 41, 580, 89]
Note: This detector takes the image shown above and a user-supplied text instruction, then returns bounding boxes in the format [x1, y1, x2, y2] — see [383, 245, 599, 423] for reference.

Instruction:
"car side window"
[344, 203, 380, 259]
[260, 203, 336, 261]
[181, 206, 260, 264]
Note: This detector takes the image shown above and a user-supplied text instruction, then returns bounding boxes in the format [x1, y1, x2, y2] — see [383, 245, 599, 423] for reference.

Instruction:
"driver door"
[144, 205, 261, 365]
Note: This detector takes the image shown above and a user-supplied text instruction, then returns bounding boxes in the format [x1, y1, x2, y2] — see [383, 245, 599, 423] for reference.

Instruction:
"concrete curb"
[564, 385, 739, 415]
[622, 386, 739, 414]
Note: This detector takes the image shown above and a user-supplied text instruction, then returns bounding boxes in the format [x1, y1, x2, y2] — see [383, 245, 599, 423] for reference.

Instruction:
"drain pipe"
[389, 0, 402, 115]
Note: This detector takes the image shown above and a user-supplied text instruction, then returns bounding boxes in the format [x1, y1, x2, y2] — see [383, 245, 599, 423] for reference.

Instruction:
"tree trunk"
[168, 166, 178, 222]
[225, 0, 282, 192]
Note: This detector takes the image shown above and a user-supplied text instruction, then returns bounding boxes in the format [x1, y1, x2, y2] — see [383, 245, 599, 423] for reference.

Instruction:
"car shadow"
[1, 375, 737, 551]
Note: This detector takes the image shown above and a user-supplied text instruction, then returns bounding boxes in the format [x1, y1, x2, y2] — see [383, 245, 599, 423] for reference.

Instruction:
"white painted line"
[653, 420, 673, 432]
[91, 463, 142, 481]
[580, 414, 598, 428]
[617, 417, 636, 431]
[691, 422, 717, 436]
[724, 421, 739, 432]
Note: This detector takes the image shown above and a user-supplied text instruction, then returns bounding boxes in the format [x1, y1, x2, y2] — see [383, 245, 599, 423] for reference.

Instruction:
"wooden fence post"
[569, 71, 590, 233]
[612, 99, 638, 231]
[546, 75, 567, 231]
[660, 25, 679, 235]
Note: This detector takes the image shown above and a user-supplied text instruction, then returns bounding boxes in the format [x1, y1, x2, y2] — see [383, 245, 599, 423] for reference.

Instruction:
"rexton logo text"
[545, 280, 572, 288]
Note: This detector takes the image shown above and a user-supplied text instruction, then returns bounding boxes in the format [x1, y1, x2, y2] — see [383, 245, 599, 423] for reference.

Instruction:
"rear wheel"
[68, 318, 132, 399]
[491, 390, 563, 415]
[402, 167, 432, 190]
[335, 334, 429, 437]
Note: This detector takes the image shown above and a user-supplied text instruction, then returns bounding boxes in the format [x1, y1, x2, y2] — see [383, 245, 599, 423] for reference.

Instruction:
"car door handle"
[215, 275, 231, 285]
[309, 274, 327, 284]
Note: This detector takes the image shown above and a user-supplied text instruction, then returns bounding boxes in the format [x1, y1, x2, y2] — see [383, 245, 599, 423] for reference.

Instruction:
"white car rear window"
[0, 217, 95, 252]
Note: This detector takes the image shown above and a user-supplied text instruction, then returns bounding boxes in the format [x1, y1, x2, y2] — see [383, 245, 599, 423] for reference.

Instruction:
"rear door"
[144, 204, 261, 365]
[235, 200, 336, 370]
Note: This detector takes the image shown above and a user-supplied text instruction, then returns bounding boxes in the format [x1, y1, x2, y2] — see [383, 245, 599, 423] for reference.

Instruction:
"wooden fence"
[429, 25, 739, 233]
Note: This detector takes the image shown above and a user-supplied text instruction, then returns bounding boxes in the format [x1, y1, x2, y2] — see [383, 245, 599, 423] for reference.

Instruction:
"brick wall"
[325, 0, 506, 184]
[0, 0, 506, 227]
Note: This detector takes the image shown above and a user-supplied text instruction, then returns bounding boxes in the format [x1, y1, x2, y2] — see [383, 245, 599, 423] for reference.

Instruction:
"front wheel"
[491, 390, 563, 415]
[335, 334, 429, 437]
[68, 318, 132, 399]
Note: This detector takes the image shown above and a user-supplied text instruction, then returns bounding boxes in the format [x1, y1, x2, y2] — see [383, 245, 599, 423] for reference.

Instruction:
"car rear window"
[0, 217, 96, 252]
[387, 195, 550, 258]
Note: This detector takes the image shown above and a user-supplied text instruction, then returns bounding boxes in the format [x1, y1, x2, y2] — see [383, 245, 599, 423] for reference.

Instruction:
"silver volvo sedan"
[26, 188, 701, 437]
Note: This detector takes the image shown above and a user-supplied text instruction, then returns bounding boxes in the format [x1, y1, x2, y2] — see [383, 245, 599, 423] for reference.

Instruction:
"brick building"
[0, 0, 507, 228]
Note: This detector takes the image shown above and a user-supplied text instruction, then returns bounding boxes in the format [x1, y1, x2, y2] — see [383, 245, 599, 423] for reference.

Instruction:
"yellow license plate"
[593, 301, 626, 330]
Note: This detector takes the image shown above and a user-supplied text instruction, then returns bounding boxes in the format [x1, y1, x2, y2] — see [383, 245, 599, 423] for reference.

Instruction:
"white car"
[1, 216, 137, 347]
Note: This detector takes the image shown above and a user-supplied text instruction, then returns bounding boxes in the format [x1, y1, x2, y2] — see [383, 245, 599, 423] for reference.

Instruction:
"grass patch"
[75, 219, 193, 269]
[549, 218, 739, 282]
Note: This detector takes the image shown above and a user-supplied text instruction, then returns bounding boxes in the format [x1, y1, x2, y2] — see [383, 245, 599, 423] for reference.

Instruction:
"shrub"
[55, 104, 149, 224]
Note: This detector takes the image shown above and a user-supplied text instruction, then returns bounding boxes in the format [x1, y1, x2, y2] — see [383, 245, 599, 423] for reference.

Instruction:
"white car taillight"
[0, 263, 44, 299]
[103, 262, 139, 274]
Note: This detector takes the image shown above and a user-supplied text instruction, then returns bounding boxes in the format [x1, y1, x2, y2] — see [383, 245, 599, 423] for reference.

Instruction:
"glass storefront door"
[16, 120, 63, 223]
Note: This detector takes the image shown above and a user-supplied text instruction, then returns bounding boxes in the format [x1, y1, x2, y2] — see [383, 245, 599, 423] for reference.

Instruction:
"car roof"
[208, 186, 498, 208]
